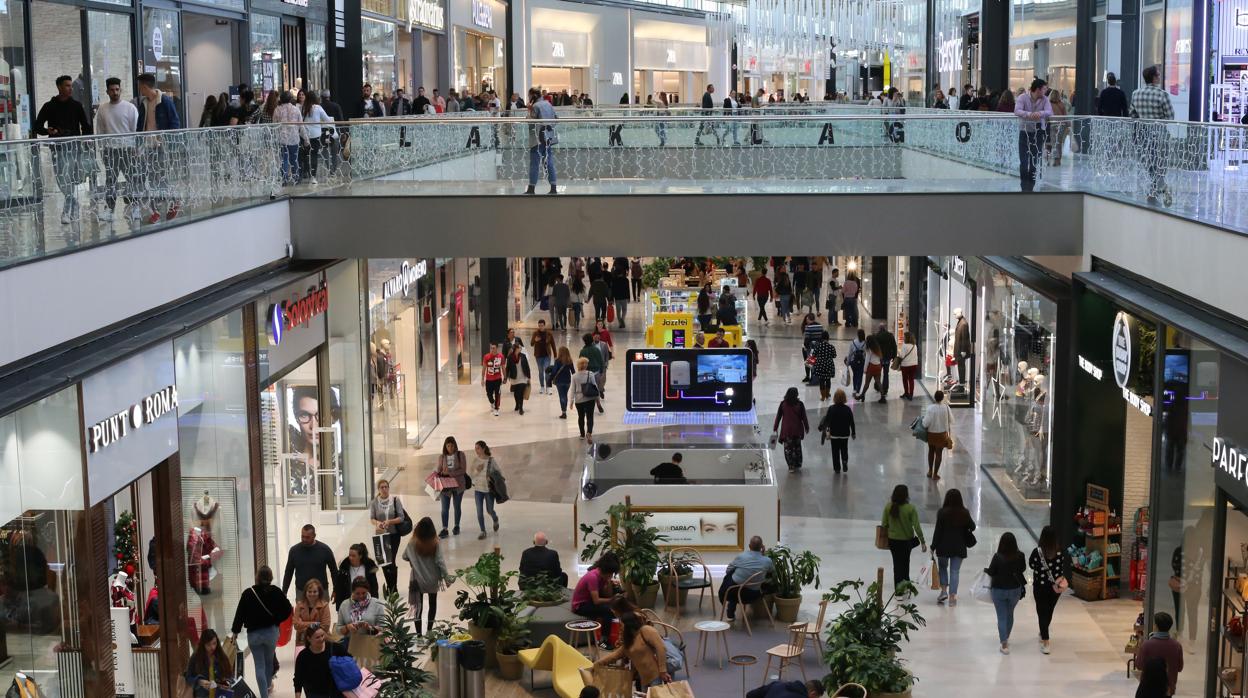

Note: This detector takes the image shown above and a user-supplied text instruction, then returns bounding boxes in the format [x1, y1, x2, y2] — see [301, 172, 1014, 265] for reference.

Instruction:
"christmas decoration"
[114, 511, 139, 580]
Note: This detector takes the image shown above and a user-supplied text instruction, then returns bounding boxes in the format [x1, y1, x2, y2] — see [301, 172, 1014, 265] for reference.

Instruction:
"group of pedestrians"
[542, 257, 643, 331]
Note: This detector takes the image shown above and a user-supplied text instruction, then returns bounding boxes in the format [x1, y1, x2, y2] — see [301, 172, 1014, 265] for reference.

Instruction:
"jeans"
[247, 624, 279, 698]
[778, 294, 792, 319]
[381, 533, 401, 593]
[49, 142, 83, 215]
[594, 300, 608, 321]
[615, 299, 628, 327]
[901, 365, 918, 397]
[556, 383, 570, 413]
[829, 437, 849, 472]
[631, 278, 642, 301]
[717, 575, 762, 619]
[552, 305, 568, 330]
[528, 144, 556, 186]
[842, 298, 859, 327]
[990, 587, 1024, 643]
[324, 135, 341, 174]
[1034, 583, 1060, 640]
[474, 490, 498, 532]
[880, 365, 891, 396]
[887, 538, 914, 587]
[573, 602, 614, 637]
[411, 591, 438, 635]
[576, 401, 595, 436]
[101, 147, 133, 212]
[850, 364, 865, 395]
[1018, 129, 1046, 192]
[536, 356, 552, 388]
[280, 144, 300, 184]
[937, 555, 963, 594]
[440, 488, 464, 531]
[571, 302, 584, 327]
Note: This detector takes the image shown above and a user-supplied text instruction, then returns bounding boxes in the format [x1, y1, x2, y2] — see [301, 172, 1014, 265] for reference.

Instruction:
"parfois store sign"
[87, 385, 178, 453]
[270, 282, 329, 345]
[1213, 437, 1248, 502]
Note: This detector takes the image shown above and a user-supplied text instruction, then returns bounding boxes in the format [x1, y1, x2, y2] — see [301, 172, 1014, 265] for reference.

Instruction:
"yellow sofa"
[518, 635, 592, 698]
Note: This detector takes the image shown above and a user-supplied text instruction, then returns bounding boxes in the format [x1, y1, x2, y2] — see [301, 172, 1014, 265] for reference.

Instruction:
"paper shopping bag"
[584, 665, 633, 697]
[648, 680, 696, 698]
[930, 557, 941, 590]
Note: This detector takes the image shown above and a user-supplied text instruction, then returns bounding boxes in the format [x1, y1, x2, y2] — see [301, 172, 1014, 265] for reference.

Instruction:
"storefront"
[1009, 0, 1076, 95]
[250, 0, 330, 97]
[632, 18, 709, 104]
[1210, 0, 1248, 123]
[360, 0, 446, 98]
[521, 0, 630, 104]
[919, 256, 978, 407]
[532, 27, 591, 96]
[449, 0, 506, 97]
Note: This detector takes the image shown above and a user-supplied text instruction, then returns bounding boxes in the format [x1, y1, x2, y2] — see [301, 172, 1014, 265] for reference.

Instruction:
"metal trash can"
[457, 639, 487, 698]
[436, 640, 462, 698]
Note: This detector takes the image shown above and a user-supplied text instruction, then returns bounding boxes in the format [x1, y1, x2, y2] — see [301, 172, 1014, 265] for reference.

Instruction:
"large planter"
[468, 622, 498, 669]
[876, 689, 912, 698]
[628, 582, 659, 608]
[496, 651, 524, 680]
[659, 573, 692, 605]
[773, 594, 802, 623]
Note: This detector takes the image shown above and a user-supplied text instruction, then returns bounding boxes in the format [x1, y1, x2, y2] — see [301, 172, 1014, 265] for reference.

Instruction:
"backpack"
[847, 341, 865, 368]
[330, 655, 363, 690]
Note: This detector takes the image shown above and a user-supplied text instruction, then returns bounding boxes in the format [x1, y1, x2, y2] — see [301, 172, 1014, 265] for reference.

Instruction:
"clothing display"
[953, 315, 971, 385]
[193, 492, 219, 520]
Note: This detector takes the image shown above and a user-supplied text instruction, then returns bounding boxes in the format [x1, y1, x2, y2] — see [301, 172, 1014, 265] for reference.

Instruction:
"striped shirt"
[803, 322, 825, 348]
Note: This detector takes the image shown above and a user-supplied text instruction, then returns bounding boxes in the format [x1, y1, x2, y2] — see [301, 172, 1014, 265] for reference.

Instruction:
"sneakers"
[559, 413, 567, 419]
[148, 211, 162, 224]
[478, 531, 487, 540]
[1000, 643, 1010, 655]
[493, 518, 500, 532]
[452, 527, 460, 536]
[549, 185, 558, 195]
[949, 597, 957, 606]
[166, 204, 179, 220]
[937, 591, 948, 604]
[492, 408, 500, 416]
[524, 185, 536, 195]
[1040, 640, 1051, 655]
[438, 529, 449, 539]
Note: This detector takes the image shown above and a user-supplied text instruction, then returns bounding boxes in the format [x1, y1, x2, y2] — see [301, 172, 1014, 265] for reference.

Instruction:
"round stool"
[566, 620, 602, 658]
[729, 654, 758, 697]
[694, 620, 730, 669]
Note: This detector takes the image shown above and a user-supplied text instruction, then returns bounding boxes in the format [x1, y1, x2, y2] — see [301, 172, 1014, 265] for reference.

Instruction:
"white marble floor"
[253, 294, 1155, 697]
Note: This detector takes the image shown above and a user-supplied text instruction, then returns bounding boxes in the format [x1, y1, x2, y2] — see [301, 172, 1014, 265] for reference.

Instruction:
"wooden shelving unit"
[1072, 484, 1120, 601]
[1219, 559, 1248, 698]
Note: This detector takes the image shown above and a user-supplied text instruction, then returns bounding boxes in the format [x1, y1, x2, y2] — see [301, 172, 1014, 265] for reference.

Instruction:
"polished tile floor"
[254, 295, 1153, 697]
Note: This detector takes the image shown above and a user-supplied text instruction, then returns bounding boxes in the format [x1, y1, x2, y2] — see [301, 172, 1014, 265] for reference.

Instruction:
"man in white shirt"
[93, 77, 138, 222]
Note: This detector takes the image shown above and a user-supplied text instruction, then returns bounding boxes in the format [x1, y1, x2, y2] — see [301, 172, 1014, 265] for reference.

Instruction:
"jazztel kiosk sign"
[270, 281, 329, 346]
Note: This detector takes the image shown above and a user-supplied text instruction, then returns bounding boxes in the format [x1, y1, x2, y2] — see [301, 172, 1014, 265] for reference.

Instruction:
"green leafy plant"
[521, 574, 568, 605]
[641, 257, 677, 290]
[417, 619, 468, 661]
[454, 551, 523, 629]
[766, 545, 821, 598]
[580, 503, 668, 588]
[658, 551, 696, 578]
[751, 257, 770, 274]
[495, 603, 533, 655]
[820, 578, 926, 696]
[371, 591, 436, 697]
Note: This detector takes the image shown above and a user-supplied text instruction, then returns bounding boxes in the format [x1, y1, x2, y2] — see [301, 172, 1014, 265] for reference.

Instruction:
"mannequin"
[369, 340, 381, 402]
[952, 308, 971, 388]
[187, 518, 224, 633]
[111, 571, 138, 634]
[1013, 367, 1039, 475]
[378, 338, 397, 399]
[1014, 361, 1031, 396]
[1024, 375, 1049, 486]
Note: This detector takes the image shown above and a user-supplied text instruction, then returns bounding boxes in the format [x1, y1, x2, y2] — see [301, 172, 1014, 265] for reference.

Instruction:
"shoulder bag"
[393, 497, 413, 537]
[874, 525, 889, 550]
[486, 458, 510, 504]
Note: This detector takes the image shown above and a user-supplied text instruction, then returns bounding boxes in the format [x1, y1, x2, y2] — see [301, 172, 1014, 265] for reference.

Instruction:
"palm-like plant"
[370, 591, 435, 697]
[454, 551, 523, 629]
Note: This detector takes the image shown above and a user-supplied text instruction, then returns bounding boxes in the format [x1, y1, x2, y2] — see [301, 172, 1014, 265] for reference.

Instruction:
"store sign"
[152, 27, 163, 60]
[472, 0, 493, 29]
[1238, 8, 1248, 28]
[634, 38, 708, 71]
[1078, 355, 1104, 381]
[951, 256, 966, 279]
[937, 33, 962, 73]
[1112, 311, 1132, 388]
[407, 0, 444, 31]
[1014, 47, 1030, 62]
[112, 607, 136, 694]
[666, 49, 677, 64]
[534, 28, 590, 66]
[382, 259, 428, 300]
[552, 41, 565, 58]
[612, 72, 624, 86]
[86, 385, 178, 454]
[269, 281, 330, 346]
[633, 507, 744, 550]
[1213, 437, 1248, 484]
[283, 0, 310, 7]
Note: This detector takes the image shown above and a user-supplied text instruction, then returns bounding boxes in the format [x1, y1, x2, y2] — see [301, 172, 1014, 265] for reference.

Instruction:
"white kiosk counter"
[574, 425, 778, 563]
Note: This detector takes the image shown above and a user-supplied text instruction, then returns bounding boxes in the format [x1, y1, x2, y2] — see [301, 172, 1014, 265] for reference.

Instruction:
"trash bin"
[436, 640, 462, 698]
[458, 639, 487, 698]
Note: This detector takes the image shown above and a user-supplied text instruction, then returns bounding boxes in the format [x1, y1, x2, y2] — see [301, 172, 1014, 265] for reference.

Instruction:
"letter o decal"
[956, 122, 972, 143]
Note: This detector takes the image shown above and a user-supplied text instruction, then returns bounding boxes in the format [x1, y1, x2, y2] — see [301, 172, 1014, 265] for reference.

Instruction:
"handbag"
[394, 499, 413, 537]
[970, 570, 994, 604]
[349, 632, 383, 667]
[890, 357, 902, 371]
[524, 383, 532, 400]
[277, 615, 293, 647]
[425, 471, 459, 492]
[964, 528, 977, 548]
[648, 681, 695, 698]
[840, 369, 851, 387]
[330, 655, 364, 690]
[930, 556, 941, 590]
[874, 525, 889, 550]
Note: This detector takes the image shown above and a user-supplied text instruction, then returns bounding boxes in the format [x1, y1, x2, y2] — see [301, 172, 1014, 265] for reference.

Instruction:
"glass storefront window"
[251, 13, 283, 96]
[87, 12, 135, 109]
[142, 8, 184, 116]
[0, 0, 28, 139]
[308, 23, 328, 94]
[455, 28, 504, 97]
[0, 387, 86, 696]
[31, 3, 85, 112]
[921, 257, 975, 406]
[1150, 331, 1218, 697]
[174, 310, 256, 639]
[260, 353, 322, 574]
[363, 17, 397, 96]
[327, 261, 371, 506]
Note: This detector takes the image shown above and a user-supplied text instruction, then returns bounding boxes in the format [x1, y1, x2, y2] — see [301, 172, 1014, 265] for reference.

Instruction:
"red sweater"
[753, 276, 773, 299]
[1136, 635, 1183, 695]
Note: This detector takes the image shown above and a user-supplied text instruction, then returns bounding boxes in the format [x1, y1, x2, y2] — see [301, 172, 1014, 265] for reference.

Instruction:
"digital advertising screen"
[625, 348, 754, 412]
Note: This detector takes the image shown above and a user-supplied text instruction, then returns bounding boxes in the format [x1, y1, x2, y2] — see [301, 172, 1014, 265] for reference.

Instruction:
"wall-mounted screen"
[625, 348, 754, 412]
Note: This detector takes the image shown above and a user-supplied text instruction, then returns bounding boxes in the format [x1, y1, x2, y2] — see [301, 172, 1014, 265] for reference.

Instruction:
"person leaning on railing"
[1014, 78, 1052, 193]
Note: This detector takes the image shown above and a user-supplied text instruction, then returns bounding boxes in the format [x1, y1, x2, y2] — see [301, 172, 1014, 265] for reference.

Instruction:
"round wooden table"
[694, 620, 731, 669]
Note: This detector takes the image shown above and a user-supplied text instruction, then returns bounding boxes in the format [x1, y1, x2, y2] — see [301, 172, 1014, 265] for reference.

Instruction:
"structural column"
[870, 256, 889, 322]
[980, 0, 1010, 93]
[152, 455, 190, 698]
[478, 258, 511, 351]
[330, 0, 363, 106]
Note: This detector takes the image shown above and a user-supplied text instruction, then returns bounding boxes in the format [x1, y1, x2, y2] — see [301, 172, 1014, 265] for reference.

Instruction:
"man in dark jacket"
[874, 322, 898, 401]
[391, 88, 413, 116]
[696, 84, 720, 145]
[353, 83, 383, 119]
[281, 524, 338, 600]
[746, 680, 823, 698]
[319, 89, 344, 174]
[135, 72, 182, 223]
[34, 74, 93, 224]
[1097, 72, 1130, 117]
[610, 271, 631, 328]
[413, 86, 432, 115]
[518, 532, 567, 589]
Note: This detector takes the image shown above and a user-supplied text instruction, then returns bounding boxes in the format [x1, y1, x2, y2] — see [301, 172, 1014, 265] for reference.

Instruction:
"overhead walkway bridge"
[2, 108, 1247, 369]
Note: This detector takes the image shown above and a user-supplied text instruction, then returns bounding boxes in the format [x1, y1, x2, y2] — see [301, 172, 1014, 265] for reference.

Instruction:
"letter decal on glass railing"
[818, 123, 835, 145]
[956, 122, 972, 143]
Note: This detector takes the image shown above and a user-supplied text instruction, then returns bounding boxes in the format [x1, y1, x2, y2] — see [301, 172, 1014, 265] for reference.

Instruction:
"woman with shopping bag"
[1029, 525, 1071, 655]
[921, 390, 955, 479]
[591, 611, 671, 691]
[880, 484, 926, 592]
[930, 489, 976, 607]
[433, 437, 467, 538]
[183, 630, 234, 698]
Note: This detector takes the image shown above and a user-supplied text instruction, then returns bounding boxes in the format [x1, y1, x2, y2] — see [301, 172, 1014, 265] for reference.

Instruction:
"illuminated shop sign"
[382, 259, 428, 300]
[269, 282, 330, 346]
[408, 0, 445, 31]
[472, 0, 493, 29]
[87, 386, 178, 453]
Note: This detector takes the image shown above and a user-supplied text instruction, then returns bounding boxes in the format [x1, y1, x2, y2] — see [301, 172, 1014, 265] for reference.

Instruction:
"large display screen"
[625, 348, 754, 412]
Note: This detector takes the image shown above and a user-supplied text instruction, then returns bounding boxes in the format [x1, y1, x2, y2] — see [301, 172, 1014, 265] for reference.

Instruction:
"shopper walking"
[1135, 613, 1183, 697]
[530, 320, 554, 395]
[863, 335, 885, 399]
[482, 342, 505, 416]
[403, 516, 451, 635]
[987, 532, 1028, 654]
[775, 268, 794, 323]
[875, 323, 898, 399]
[300, 90, 334, 184]
[569, 276, 588, 329]
[589, 274, 611, 323]
[611, 270, 631, 328]
[753, 268, 772, 324]
[435, 437, 467, 538]
[552, 346, 575, 418]
[572, 357, 601, 439]
[922, 391, 955, 479]
[292, 624, 349, 698]
[841, 274, 860, 327]
[291, 579, 331, 647]
[229, 566, 291, 698]
[809, 331, 838, 400]
[333, 542, 379, 606]
[931, 489, 976, 606]
[846, 330, 867, 400]
[817, 389, 855, 472]
[34, 74, 93, 225]
[592, 327, 612, 402]
[630, 258, 644, 301]
[280, 524, 337, 599]
[1130, 65, 1175, 206]
[801, 313, 823, 383]
[551, 275, 571, 331]
[1029, 525, 1071, 654]
[772, 387, 810, 472]
[469, 440, 501, 539]
[696, 283, 714, 330]
[93, 77, 139, 223]
[881, 485, 926, 590]
[1136, 658, 1171, 698]
[368, 479, 408, 596]
[898, 332, 919, 400]
[525, 87, 558, 195]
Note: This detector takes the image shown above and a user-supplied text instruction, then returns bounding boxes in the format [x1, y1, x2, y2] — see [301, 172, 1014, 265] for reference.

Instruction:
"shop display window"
[363, 18, 398, 97]
[31, 3, 84, 112]
[0, 0, 28, 141]
[250, 14, 283, 96]
[0, 387, 86, 696]
[327, 261, 371, 506]
[141, 8, 184, 116]
[174, 310, 256, 638]
[921, 257, 975, 406]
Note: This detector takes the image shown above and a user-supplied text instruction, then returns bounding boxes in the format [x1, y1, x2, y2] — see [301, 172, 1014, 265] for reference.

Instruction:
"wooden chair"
[650, 619, 691, 680]
[662, 547, 716, 620]
[793, 597, 829, 658]
[718, 570, 775, 636]
[762, 623, 810, 685]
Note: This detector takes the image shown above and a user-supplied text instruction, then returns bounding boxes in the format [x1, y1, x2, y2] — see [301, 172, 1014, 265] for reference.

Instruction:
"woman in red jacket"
[772, 387, 810, 472]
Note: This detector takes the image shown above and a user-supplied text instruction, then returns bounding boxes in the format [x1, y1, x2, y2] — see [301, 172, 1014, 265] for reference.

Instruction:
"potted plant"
[821, 578, 926, 698]
[766, 545, 821, 622]
[454, 551, 522, 668]
[372, 591, 436, 697]
[657, 552, 696, 605]
[521, 574, 568, 608]
[580, 503, 667, 608]
[494, 603, 533, 680]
